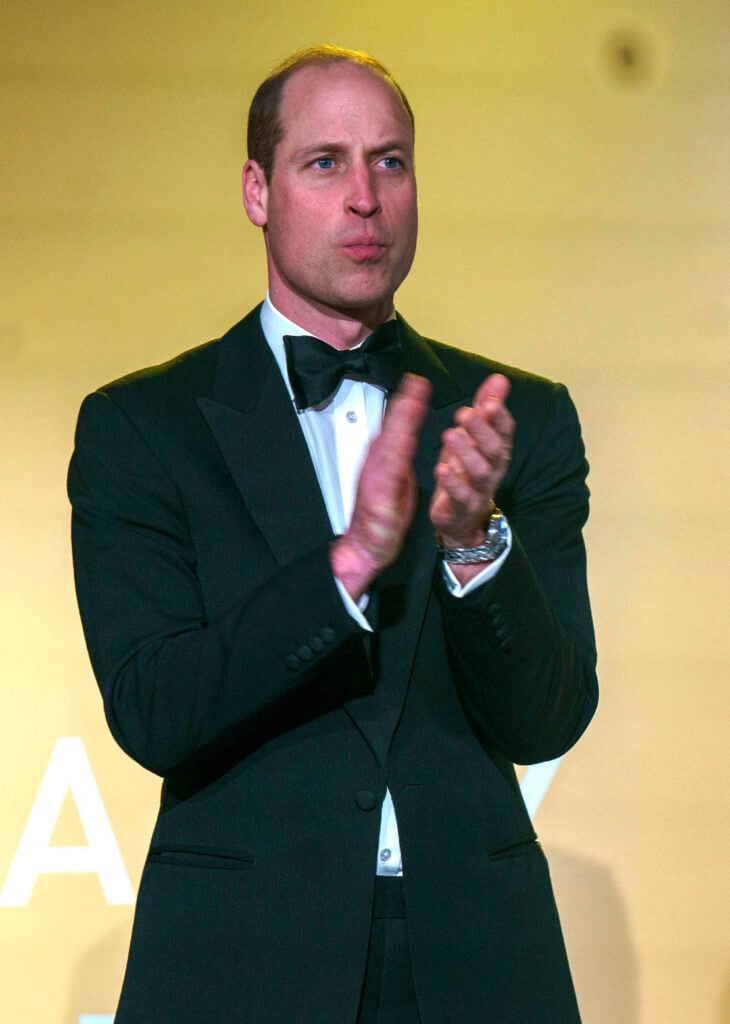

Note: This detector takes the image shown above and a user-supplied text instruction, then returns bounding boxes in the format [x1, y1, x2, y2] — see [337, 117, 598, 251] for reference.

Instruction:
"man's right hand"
[330, 373, 432, 601]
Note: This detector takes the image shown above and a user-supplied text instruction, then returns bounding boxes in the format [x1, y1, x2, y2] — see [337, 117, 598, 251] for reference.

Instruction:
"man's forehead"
[279, 61, 411, 132]
[284, 60, 383, 93]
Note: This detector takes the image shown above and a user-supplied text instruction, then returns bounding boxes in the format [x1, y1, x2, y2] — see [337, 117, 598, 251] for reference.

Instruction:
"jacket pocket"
[488, 837, 541, 862]
[147, 844, 255, 870]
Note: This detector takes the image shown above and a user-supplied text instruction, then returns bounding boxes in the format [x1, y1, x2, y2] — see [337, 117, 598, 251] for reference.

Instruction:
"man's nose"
[346, 165, 380, 217]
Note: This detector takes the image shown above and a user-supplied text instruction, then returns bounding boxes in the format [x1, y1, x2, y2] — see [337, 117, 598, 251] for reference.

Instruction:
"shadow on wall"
[546, 844, 640, 1024]
[65, 921, 129, 1024]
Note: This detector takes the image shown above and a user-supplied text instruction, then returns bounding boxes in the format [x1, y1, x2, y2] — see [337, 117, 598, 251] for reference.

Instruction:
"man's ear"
[242, 159, 268, 227]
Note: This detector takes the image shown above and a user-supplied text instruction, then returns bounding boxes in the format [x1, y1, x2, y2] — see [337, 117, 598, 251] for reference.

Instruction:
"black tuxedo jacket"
[69, 307, 598, 1024]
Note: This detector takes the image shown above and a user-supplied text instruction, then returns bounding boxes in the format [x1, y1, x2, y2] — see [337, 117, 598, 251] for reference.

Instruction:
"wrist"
[435, 527, 487, 551]
[437, 506, 509, 565]
[434, 499, 496, 552]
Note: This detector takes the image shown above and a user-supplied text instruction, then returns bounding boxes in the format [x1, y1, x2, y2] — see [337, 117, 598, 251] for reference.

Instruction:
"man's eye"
[314, 157, 334, 170]
[381, 157, 402, 169]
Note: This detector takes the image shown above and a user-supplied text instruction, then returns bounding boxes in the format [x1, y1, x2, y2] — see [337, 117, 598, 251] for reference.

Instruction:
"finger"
[474, 372, 510, 409]
[435, 434, 492, 503]
[385, 373, 432, 425]
[459, 399, 513, 442]
[440, 428, 493, 487]
[379, 373, 432, 461]
[451, 407, 513, 464]
[434, 459, 474, 506]
[473, 380, 513, 441]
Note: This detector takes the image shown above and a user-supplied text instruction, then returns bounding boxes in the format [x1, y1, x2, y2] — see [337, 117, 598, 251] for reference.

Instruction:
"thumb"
[474, 373, 510, 409]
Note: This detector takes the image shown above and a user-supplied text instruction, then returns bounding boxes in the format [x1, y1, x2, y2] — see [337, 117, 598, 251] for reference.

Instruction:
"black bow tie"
[283, 319, 404, 411]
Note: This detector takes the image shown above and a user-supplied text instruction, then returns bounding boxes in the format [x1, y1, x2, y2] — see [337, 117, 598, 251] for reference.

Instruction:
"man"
[69, 45, 598, 1024]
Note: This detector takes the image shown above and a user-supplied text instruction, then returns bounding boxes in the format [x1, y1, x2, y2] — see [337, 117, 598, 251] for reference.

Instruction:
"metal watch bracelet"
[436, 508, 509, 564]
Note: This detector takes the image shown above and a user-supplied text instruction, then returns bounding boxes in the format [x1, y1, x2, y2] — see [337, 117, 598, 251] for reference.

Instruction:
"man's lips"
[341, 240, 387, 260]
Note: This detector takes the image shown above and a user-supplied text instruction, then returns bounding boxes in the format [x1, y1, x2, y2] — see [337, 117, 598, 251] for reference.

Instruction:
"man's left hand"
[430, 373, 514, 551]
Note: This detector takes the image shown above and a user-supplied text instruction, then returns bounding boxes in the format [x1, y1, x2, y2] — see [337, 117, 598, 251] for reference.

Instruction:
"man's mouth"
[342, 240, 387, 260]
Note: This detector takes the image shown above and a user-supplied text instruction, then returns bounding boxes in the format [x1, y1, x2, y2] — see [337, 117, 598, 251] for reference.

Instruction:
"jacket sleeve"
[437, 381, 598, 764]
[68, 390, 370, 778]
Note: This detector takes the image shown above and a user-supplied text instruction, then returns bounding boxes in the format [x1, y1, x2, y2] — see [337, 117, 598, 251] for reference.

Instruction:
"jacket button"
[310, 636, 326, 653]
[355, 790, 377, 811]
[321, 626, 336, 643]
[285, 655, 301, 671]
[297, 644, 314, 661]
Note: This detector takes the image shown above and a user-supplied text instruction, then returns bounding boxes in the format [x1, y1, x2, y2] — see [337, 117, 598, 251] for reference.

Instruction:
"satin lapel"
[196, 310, 333, 567]
[343, 318, 463, 757]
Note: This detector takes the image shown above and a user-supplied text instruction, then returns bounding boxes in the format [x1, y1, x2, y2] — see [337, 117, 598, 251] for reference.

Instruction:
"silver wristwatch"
[437, 507, 510, 564]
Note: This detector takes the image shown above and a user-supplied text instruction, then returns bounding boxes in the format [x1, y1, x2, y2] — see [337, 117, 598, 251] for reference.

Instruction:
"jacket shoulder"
[426, 336, 557, 394]
[96, 307, 261, 406]
[103, 337, 219, 401]
[412, 333, 570, 434]
[404, 330, 585, 482]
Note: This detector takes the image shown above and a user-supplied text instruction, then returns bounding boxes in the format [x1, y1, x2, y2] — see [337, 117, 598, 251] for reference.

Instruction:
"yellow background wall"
[1, 3, 728, 1021]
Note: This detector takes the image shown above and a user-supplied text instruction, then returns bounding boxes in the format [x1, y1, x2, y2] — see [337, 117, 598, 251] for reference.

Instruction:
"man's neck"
[266, 289, 394, 350]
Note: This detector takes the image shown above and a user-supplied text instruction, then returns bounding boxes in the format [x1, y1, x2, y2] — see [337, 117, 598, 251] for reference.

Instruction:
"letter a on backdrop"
[0, 737, 134, 906]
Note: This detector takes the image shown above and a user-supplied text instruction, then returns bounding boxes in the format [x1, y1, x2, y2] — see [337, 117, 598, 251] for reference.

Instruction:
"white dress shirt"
[259, 295, 511, 876]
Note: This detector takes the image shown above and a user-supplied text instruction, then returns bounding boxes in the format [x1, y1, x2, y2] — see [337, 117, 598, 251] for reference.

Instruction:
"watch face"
[487, 511, 509, 552]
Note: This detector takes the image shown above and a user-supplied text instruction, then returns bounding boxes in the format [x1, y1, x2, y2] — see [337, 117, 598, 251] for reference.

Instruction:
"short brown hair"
[247, 44, 414, 181]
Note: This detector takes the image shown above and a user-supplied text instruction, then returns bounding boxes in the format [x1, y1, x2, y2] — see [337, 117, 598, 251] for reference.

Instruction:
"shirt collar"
[259, 294, 304, 403]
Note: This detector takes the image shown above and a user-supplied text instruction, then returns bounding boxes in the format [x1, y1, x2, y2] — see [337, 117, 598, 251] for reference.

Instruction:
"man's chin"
[328, 269, 410, 315]
[325, 293, 396, 323]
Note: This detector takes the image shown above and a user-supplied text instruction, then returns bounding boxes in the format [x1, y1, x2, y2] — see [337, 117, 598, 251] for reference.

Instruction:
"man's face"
[244, 63, 418, 339]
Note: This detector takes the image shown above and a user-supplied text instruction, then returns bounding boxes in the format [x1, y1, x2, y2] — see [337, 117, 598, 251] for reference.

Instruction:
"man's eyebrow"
[291, 143, 347, 160]
[369, 140, 412, 157]
[291, 140, 413, 162]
